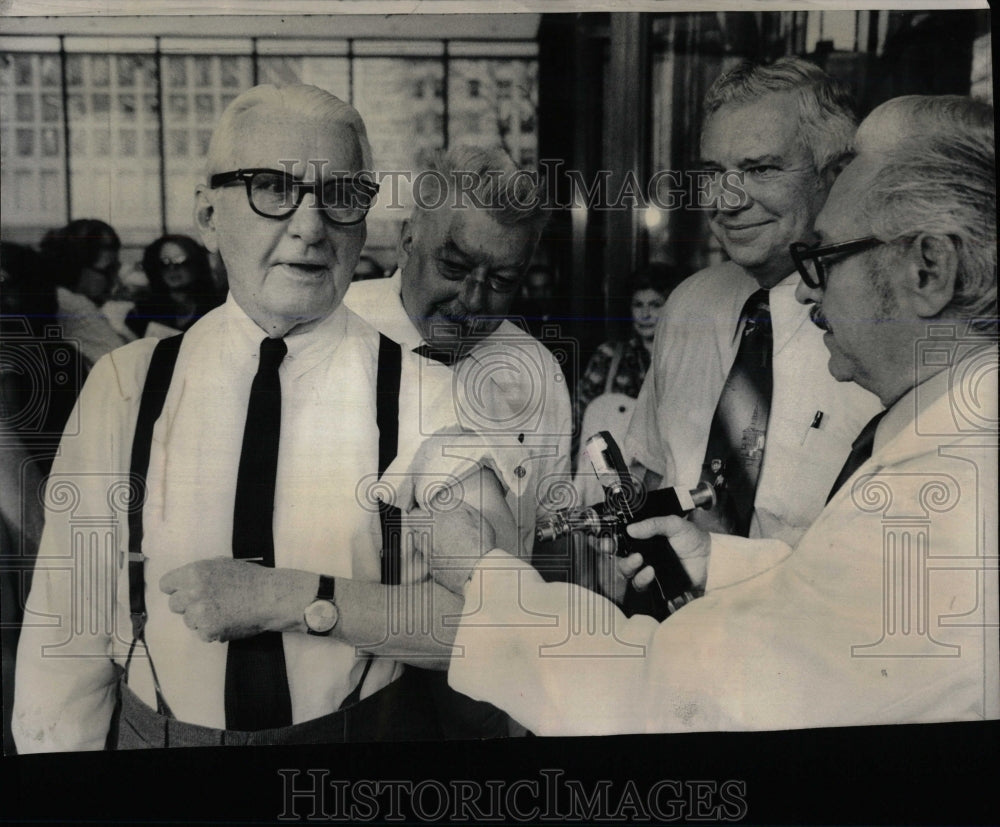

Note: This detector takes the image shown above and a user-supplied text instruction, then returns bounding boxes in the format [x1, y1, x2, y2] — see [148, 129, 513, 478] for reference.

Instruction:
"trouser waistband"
[112, 667, 442, 749]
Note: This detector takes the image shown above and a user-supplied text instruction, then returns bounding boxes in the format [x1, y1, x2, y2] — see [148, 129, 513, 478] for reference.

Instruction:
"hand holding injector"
[535, 432, 715, 620]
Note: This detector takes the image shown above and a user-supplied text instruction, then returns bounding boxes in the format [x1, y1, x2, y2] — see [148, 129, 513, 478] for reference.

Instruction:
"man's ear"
[194, 185, 219, 253]
[901, 233, 959, 318]
[396, 218, 414, 272]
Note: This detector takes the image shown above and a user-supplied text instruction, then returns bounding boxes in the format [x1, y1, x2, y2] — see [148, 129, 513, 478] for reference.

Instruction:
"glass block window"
[66, 54, 160, 236]
[1, 39, 537, 256]
[257, 56, 349, 102]
[0, 52, 67, 230]
[448, 59, 538, 169]
[353, 58, 446, 250]
[162, 54, 253, 235]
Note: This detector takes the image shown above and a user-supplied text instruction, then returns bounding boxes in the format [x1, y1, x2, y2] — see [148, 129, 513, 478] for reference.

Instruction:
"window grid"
[0, 41, 538, 247]
[0, 53, 67, 227]
[163, 54, 254, 235]
[64, 54, 161, 234]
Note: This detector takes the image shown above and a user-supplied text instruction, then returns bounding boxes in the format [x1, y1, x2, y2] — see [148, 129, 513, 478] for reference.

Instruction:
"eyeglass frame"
[789, 236, 887, 290]
[208, 168, 379, 226]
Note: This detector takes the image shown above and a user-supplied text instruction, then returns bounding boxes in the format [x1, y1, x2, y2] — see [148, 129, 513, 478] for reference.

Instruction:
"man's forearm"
[259, 568, 461, 670]
[334, 577, 461, 670]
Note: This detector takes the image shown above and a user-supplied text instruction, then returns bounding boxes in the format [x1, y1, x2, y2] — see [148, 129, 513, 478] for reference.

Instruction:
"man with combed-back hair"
[343, 146, 572, 736]
[435, 94, 998, 735]
[345, 145, 571, 557]
[626, 56, 881, 547]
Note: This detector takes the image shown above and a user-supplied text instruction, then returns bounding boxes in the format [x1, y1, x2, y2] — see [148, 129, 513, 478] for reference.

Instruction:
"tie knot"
[741, 289, 771, 337]
[853, 409, 887, 452]
[259, 336, 287, 371]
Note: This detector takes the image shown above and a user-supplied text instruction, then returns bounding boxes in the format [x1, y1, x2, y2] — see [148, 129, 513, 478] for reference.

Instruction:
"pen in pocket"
[801, 410, 824, 445]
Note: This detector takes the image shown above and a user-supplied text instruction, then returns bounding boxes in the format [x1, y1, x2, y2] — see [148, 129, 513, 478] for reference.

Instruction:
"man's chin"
[824, 341, 856, 384]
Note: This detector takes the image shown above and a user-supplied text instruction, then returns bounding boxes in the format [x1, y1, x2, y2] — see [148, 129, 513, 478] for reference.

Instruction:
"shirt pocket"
[757, 412, 852, 531]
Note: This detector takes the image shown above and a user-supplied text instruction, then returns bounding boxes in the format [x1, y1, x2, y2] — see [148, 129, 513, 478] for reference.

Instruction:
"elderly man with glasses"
[13, 84, 469, 751]
[344, 146, 572, 570]
[429, 94, 997, 735]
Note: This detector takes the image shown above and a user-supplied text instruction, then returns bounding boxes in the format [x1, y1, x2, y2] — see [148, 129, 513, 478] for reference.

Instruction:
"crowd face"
[76, 241, 120, 304]
[700, 90, 833, 288]
[196, 105, 366, 335]
[630, 287, 667, 345]
[157, 241, 198, 291]
[398, 203, 538, 348]
[795, 152, 908, 404]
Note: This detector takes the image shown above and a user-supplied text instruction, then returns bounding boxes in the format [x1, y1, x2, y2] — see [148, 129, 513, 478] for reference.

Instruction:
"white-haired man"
[344, 145, 572, 566]
[433, 94, 998, 735]
[13, 84, 465, 751]
[626, 57, 881, 545]
[342, 145, 572, 736]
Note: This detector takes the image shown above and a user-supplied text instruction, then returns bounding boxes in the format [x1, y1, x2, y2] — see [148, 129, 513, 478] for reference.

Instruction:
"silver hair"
[204, 83, 373, 178]
[703, 56, 857, 175]
[412, 145, 549, 235]
[859, 95, 996, 331]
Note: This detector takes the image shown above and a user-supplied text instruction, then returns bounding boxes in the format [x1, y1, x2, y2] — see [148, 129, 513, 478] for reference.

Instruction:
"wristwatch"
[304, 574, 339, 636]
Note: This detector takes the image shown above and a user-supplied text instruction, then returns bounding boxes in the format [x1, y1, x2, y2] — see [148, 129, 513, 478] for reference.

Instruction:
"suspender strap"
[376, 333, 402, 476]
[124, 332, 403, 719]
[125, 333, 184, 716]
[344, 334, 403, 710]
[375, 334, 403, 585]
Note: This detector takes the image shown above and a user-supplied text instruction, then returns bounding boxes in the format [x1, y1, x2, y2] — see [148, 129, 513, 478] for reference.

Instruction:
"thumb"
[626, 514, 688, 541]
[629, 515, 709, 559]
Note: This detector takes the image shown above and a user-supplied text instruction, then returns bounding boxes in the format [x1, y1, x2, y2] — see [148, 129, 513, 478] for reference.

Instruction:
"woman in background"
[574, 264, 680, 455]
[125, 234, 222, 337]
[40, 218, 131, 369]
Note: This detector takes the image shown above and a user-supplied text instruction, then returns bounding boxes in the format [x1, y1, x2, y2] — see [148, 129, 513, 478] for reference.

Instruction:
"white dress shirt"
[14, 296, 403, 751]
[449, 350, 999, 734]
[345, 273, 573, 556]
[625, 262, 883, 546]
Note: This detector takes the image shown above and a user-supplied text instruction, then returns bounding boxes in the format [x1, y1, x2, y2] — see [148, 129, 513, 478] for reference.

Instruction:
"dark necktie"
[413, 343, 460, 367]
[225, 336, 292, 731]
[826, 409, 887, 503]
[700, 289, 773, 536]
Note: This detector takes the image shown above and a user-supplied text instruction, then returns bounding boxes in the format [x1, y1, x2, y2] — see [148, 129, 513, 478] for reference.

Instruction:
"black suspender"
[342, 334, 402, 711]
[125, 331, 403, 716]
[125, 333, 184, 716]
[376, 334, 403, 586]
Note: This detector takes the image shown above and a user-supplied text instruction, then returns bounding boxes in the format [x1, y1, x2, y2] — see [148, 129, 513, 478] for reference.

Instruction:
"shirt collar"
[221, 292, 348, 379]
[379, 271, 427, 350]
[728, 270, 809, 353]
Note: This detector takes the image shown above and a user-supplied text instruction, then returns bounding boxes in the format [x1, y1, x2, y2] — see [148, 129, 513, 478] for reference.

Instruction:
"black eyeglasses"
[209, 168, 379, 226]
[790, 236, 886, 290]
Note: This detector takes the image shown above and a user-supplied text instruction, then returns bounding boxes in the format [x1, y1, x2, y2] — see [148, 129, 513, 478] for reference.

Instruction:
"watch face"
[305, 599, 338, 634]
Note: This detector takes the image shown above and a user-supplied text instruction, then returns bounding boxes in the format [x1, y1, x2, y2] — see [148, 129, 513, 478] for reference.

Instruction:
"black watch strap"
[317, 574, 335, 601]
